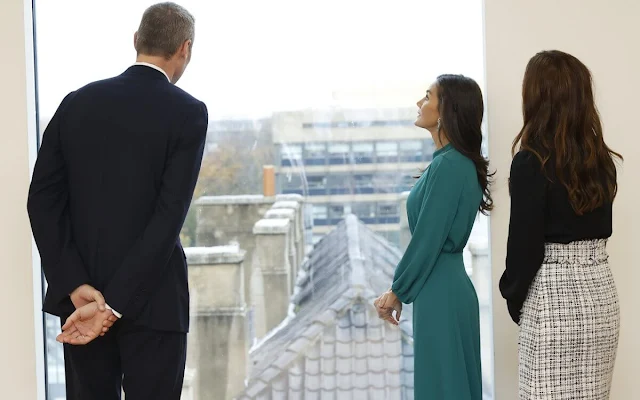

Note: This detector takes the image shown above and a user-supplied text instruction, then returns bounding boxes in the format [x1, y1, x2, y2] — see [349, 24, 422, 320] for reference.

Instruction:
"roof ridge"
[345, 214, 367, 289]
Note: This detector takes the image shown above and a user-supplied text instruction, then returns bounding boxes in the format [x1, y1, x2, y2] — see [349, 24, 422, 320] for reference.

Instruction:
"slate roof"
[236, 214, 414, 400]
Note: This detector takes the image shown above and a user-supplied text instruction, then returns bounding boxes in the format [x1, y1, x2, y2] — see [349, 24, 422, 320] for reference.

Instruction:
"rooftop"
[195, 193, 305, 206]
[237, 214, 414, 399]
[184, 245, 246, 265]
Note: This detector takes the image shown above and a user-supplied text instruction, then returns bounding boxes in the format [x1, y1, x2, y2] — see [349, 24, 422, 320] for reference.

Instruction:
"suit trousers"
[62, 317, 187, 400]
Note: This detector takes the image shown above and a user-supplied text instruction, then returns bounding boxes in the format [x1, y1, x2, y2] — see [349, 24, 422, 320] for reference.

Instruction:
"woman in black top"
[499, 50, 622, 400]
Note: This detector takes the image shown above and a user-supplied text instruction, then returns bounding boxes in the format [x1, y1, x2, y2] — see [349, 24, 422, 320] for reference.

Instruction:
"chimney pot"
[263, 165, 276, 197]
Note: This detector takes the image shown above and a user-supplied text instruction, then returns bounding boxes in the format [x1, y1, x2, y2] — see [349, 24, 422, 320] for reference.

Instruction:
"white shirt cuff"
[105, 303, 122, 318]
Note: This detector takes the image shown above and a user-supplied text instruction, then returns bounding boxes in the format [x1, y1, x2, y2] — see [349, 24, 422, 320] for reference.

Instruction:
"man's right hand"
[57, 302, 115, 345]
[70, 284, 106, 311]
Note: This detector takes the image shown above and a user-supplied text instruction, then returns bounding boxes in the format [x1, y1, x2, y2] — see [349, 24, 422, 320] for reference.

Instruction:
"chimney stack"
[185, 245, 248, 400]
[271, 200, 304, 271]
[264, 208, 298, 294]
[252, 218, 292, 335]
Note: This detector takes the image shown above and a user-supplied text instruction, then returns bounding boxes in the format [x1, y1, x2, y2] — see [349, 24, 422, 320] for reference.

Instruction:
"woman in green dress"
[374, 74, 492, 400]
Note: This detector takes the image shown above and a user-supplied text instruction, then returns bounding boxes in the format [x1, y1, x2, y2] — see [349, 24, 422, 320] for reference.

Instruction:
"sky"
[35, 0, 484, 120]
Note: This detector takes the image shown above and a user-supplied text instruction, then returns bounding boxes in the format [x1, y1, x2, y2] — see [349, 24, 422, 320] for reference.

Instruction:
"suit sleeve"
[391, 157, 464, 304]
[102, 101, 208, 318]
[27, 92, 91, 307]
[499, 151, 546, 324]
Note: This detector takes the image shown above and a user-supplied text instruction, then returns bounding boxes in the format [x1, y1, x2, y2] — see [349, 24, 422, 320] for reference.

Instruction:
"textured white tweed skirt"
[518, 239, 620, 400]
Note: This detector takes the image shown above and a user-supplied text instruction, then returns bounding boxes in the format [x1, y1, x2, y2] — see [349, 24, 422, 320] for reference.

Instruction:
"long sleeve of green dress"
[391, 156, 463, 304]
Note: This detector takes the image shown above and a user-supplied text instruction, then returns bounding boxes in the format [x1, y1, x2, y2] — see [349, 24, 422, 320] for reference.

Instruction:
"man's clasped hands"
[56, 284, 120, 345]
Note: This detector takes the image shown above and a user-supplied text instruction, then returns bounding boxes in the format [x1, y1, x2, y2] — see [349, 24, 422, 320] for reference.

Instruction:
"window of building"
[328, 143, 350, 165]
[326, 174, 351, 195]
[281, 173, 304, 194]
[376, 141, 398, 156]
[307, 175, 326, 188]
[353, 174, 374, 194]
[399, 140, 423, 162]
[377, 202, 400, 224]
[312, 204, 328, 220]
[372, 172, 399, 193]
[280, 143, 302, 167]
[328, 204, 345, 220]
[306, 175, 327, 195]
[351, 202, 376, 223]
[377, 202, 399, 217]
[352, 142, 374, 164]
[303, 143, 327, 165]
[375, 141, 399, 163]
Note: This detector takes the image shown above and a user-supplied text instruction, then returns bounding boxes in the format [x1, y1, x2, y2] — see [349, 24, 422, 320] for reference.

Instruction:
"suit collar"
[122, 64, 171, 82]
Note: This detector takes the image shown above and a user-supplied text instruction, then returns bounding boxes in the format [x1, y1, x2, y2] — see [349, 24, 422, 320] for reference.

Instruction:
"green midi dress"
[391, 143, 483, 400]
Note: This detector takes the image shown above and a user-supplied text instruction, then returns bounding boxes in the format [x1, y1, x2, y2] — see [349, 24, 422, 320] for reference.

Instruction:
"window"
[328, 143, 350, 165]
[377, 203, 400, 224]
[399, 140, 423, 162]
[304, 143, 327, 165]
[373, 172, 400, 193]
[353, 142, 374, 163]
[281, 173, 304, 195]
[376, 141, 399, 156]
[328, 204, 345, 219]
[312, 204, 328, 220]
[376, 141, 399, 163]
[34, 1, 490, 399]
[280, 144, 302, 166]
[352, 202, 376, 224]
[353, 174, 374, 194]
[378, 202, 399, 216]
[327, 174, 351, 195]
[306, 175, 327, 195]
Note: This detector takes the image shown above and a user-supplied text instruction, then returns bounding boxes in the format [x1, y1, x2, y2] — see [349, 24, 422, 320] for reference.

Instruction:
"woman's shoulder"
[432, 151, 459, 174]
[511, 149, 542, 170]
[438, 147, 475, 176]
[510, 149, 547, 182]
[513, 148, 541, 162]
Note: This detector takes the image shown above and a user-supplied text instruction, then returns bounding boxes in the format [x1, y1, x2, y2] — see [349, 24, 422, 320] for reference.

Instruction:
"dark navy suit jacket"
[28, 65, 208, 333]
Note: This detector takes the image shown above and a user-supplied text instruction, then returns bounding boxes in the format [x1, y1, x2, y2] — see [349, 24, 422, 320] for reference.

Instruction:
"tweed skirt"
[518, 239, 620, 400]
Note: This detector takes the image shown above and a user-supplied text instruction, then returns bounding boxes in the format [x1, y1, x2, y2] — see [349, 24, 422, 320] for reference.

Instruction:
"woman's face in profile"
[415, 82, 440, 131]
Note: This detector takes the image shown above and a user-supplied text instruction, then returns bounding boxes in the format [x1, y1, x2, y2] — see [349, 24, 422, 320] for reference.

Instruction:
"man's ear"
[181, 39, 192, 58]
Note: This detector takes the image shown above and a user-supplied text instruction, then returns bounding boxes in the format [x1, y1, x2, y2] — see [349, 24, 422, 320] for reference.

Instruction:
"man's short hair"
[135, 2, 195, 59]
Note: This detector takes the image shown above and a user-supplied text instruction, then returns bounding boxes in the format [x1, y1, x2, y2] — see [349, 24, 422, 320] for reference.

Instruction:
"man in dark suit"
[27, 3, 207, 399]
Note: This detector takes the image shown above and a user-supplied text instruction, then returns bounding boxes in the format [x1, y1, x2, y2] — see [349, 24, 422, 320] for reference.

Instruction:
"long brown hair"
[512, 50, 622, 215]
[436, 74, 493, 214]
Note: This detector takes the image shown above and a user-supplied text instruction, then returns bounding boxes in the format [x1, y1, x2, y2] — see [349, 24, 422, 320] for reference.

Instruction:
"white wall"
[484, 0, 640, 399]
[0, 0, 43, 398]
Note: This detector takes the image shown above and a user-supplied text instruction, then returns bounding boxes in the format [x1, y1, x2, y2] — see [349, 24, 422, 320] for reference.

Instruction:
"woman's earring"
[437, 118, 442, 131]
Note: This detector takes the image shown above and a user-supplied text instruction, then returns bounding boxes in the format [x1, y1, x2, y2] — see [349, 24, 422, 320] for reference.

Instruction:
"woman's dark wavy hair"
[434, 74, 493, 214]
[513, 50, 622, 215]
